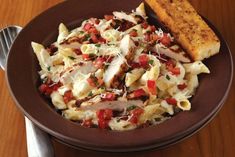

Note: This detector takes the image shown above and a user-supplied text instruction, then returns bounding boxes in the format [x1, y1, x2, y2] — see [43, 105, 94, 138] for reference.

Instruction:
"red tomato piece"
[144, 33, 151, 41]
[165, 98, 177, 105]
[88, 27, 99, 34]
[169, 67, 181, 75]
[87, 77, 97, 87]
[147, 80, 157, 95]
[177, 83, 187, 90]
[101, 93, 116, 101]
[133, 89, 146, 98]
[63, 90, 74, 103]
[129, 30, 138, 37]
[139, 54, 149, 67]
[91, 34, 99, 43]
[93, 57, 106, 69]
[39, 84, 48, 93]
[98, 119, 109, 129]
[99, 37, 106, 43]
[150, 25, 156, 32]
[82, 119, 93, 128]
[129, 108, 144, 124]
[160, 33, 171, 46]
[141, 22, 149, 29]
[82, 54, 91, 61]
[83, 23, 93, 31]
[104, 15, 114, 21]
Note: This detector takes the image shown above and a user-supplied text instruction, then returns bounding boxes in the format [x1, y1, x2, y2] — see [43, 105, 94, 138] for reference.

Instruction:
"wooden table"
[0, 0, 234, 156]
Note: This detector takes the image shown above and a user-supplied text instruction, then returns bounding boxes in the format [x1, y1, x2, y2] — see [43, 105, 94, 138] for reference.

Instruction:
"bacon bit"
[165, 60, 180, 75]
[139, 54, 149, 68]
[141, 22, 149, 29]
[104, 15, 114, 21]
[133, 89, 146, 98]
[151, 34, 160, 41]
[165, 98, 177, 105]
[129, 30, 138, 37]
[147, 80, 157, 95]
[169, 67, 180, 75]
[130, 62, 141, 69]
[83, 23, 93, 31]
[177, 83, 187, 90]
[101, 93, 116, 101]
[73, 48, 82, 55]
[82, 119, 93, 128]
[97, 109, 113, 129]
[160, 33, 171, 46]
[129, 108, 144, 124]
[144, 33, 151, 42]
[63, 90, 74, 103]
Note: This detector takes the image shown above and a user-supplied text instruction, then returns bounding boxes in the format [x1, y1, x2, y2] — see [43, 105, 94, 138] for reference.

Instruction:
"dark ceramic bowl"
[6, 0, 233, 152]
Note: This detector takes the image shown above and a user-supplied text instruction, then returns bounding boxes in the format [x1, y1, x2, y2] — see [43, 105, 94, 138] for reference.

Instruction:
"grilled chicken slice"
[60, 61, 97, 84]
[113, 11, 137, 24]
[80, 100, 144, 111]
[103, 35, 135, 88]
[153, 44, 191, 63]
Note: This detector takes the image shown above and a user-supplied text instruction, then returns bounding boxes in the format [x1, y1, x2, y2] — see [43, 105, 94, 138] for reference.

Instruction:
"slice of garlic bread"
[145, 0, 220, 61]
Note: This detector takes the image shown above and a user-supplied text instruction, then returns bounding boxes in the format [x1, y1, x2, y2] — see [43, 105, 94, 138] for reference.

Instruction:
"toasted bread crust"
[145, 0, 220, 61]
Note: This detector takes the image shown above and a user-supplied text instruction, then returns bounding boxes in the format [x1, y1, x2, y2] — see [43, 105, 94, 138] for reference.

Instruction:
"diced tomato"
[63, 90, 74, 103]
[133, 89, 146, 98]
[83, 23, 93, 31]
[141, 22, 149, 29]
[91, 34, 99, 43]
[39, 84, 48, 93]
[144, 33, 151, 41]
[74, 48, 82, 55]
[147, 80, 157, 95]
[97, 109, 113, 129]
[93, 57, 106, 69]
[104, 15, 114, 21]
[150, 25, 156, 32]
[165, 60, 175, 68]
[129, 108, 144, 124]
[99, 37, 106, 43]
[88, 27, 99, 34]
[160, 33, 171, 46]
[97, 78, 104, 86]
[82, 54, 91, 61]
[177, 83, 187, 90]
[129, 30, 138, 37]
[39, 82, 62, 96]
[151, 34, 160, 41]
[82, 119, 93, 128]
[165, 98, 177, 105]
[101, 93, 116, 101]
[139, 54, 149, 68]
[87, 77, 97, 87]
[169, 67, 181, 75]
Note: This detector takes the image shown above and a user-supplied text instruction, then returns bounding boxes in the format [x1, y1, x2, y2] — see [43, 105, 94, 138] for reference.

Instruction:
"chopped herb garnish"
[95, 44, 101, 47]
[166, 75, 170, 80]
[68, 56, 76, 60]
[100, 86, 106, 90]
[47, 66, 51, 71]
[84, 34, 90, 40]
[127, 105, 137, 111]
[79, 31, 85, 34]
[88, 91, 93, 97]
[148, 59, 154, 65]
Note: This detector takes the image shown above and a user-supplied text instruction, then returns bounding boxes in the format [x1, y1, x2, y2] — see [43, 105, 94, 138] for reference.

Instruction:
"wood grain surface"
[0, 0, 234, 157]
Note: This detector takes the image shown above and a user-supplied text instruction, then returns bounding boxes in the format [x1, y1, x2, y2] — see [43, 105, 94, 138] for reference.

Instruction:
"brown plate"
[6, 0, 233, 152]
